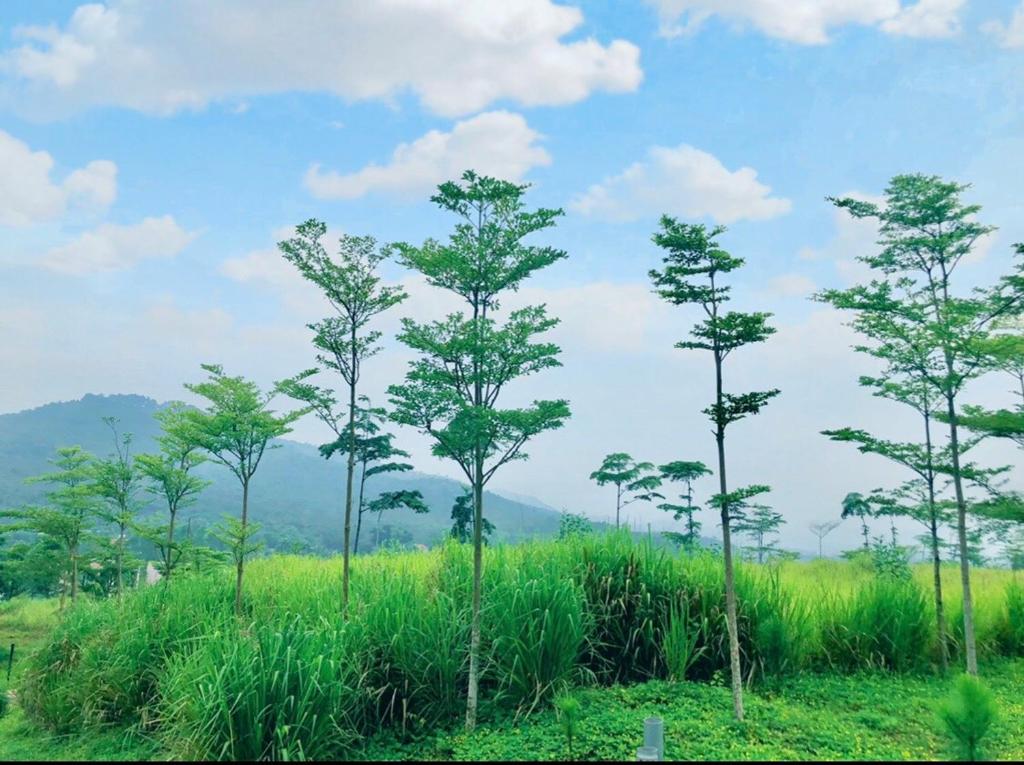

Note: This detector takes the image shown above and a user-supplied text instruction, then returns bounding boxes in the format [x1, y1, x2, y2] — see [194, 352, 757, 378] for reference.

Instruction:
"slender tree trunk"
[116, 523, 125, 599]
[59, 562, 68, 611]
[343, 334, 358, 616]
[922, 412, 948, 673]
[165, 507, 177, 584]
[235, 478, 248, 617]
[615, 485, 622, 529]
[929, 509, 949, 674]
[945, 392, 978, 675]
[70, 546, 79, 603]
[714, 350, 744, 721]
[862, 520, 870, 550]
[354, 462, 368, 554]
[466, 290, 485, 733]
[818, 536, 823, 559]
[466, 466, 484, 731]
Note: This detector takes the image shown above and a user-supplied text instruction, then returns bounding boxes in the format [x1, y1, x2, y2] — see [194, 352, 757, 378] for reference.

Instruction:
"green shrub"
[819, 577, 932, 672]
[486, 553, 588, 712]
[993, 581, 1024, 656]
[660, 597, 706, 682]
[160, 617, 369, 761]
[936, 674, 998, 761]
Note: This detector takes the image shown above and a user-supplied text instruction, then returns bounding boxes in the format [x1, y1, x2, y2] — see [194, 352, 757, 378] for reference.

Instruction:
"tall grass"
[16, 531, 1022, 759]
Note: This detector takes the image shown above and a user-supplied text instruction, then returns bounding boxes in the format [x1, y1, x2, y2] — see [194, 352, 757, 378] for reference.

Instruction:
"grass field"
[2, 533, 1022, 761]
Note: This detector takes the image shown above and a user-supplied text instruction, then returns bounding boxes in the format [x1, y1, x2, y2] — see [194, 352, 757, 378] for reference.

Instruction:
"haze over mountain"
[0, 393, 571, 552]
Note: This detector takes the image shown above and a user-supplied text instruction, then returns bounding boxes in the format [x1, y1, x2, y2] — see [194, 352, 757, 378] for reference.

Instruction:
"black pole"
[6, 643, 14, 682]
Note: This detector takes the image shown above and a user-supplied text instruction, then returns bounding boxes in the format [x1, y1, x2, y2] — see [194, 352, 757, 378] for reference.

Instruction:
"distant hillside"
[0, 394, 568, 552]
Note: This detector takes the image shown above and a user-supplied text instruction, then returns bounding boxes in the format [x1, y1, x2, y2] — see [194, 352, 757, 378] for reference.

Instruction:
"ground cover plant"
[7, 532, 1024, 761]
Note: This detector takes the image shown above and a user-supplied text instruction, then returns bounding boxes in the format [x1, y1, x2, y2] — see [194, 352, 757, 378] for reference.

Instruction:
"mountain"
[0, 394, 567, 552]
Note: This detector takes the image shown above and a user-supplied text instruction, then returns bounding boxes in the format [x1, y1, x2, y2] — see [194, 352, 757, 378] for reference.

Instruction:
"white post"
[644, 717, 664, 760]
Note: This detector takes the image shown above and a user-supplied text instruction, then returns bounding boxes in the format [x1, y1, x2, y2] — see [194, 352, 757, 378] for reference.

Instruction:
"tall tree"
[92, 417, 143, 598]
[2, 447, 99, 608]
[279, 221, 407, 614]
[388, 171, 571, 731]
[840, 491, 874, 550]
[368, 489, 429, 550]
[589, 453, 664, 528]
[808, 519, 842, 558]
[135, 403, 210, 583]
[821, 176, 1024, 675]
[183, 364, 303, 615]
[657, 460, 711, 552]
[649, 218, 779, 721]
[732, 503, 785, 564]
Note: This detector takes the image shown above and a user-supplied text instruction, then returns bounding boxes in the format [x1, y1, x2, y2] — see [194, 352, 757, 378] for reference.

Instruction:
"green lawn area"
[359, 661, 1024, 762]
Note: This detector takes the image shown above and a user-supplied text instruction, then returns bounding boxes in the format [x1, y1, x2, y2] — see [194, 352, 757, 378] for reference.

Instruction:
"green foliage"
[553, 690, 582, 760]
[820, 577, 932, 672]
[485, 555, 588, 713]
[183, 363, 304, 612]
[183, 364, 303, 487]
[661, 598, 707, 682]
[558, 511, 592, 540]
[870, 537, 914, 581]
[937, 674, 998, 761]
[161, 617, 367, 761]
[2, 446, 102, 604]
[14, 535, 1024, 760]
[589, 453, 663, 526]
[732, 503, 786, 564]
[993, 581, 1024, 656]
[657, 460, 710, 551]
[388, 171, 572, 728]
[450, 489, 495, 544]
[211, 516, 263, 571]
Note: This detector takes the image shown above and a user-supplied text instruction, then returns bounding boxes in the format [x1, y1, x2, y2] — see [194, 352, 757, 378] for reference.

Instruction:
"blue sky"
[1, 0, 1022, 552]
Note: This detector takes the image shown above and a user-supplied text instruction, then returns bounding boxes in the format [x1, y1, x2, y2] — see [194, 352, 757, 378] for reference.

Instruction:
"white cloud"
[220, 225, 329, 315]
[570, 143, 791, 224]
[880, 0, 966, 38]
[983, 2, 1024, 48]
[0, 129, 116, 227]
[42, 215, 197, 275]
[305, 111, 551, 201]
[4, 0, 642, 118]
[765, 273, 817, 298]
[645, 0, 966, 44]
[799, 191, 883, 284]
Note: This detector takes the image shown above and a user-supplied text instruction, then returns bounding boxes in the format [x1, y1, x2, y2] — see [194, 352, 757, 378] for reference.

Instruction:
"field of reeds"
[11, 532, 1024, 760]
